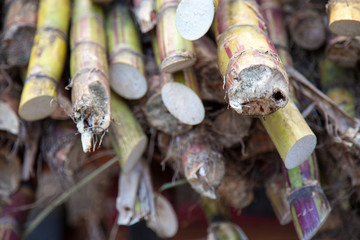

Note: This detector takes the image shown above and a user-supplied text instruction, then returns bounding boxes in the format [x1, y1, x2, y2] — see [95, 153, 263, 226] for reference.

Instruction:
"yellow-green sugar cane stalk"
[328, 0, 360, 37]
[18, 0, 70, 121]
[69, 0, 111, 152]
[156, 0, 197, 73]
[214, 0, 289, 116]
[144, 33, 192, 135]
[109, 92, 148, 173]
[106, 2, 148, 100]
[259, 0, 316, 169]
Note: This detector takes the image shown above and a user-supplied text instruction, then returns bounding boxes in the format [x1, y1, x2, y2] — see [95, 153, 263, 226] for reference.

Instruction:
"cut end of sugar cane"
[147, 194, 178, 238]
[144, 94, 192, 136]
[175, 0, 215, 40]
[161, 82, 205, 125]
[161, 54, 197, 73]
[284, 134, 317, 169]
[72, 73, 111, 153]
[329, 20, 360, 37]
[261, 101, 317, 169]
[109, 63, 147, 100]
[328, 0, 360, 37]
[226, 53, 289, 116]
[19, 78, 58, 121]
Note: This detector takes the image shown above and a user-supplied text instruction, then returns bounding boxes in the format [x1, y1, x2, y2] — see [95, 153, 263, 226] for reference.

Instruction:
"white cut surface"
[0, 102, 19, 135]
[147, 194, 178, 238]
[330, 20, 360, 37]
[19, 95, 57, 121]
[161, 82, 205, 125]
[285, 134, 317, 169]
[175, 0, 215, 40]
[110, 63, 147, 100]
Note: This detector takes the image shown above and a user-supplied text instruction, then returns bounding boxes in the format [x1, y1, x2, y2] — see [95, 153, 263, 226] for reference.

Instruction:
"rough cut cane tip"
[226, 54, 289, 116]
[175, 0, 215, 40]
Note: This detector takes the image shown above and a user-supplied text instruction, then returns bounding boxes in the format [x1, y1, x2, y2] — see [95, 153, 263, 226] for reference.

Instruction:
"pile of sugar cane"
[1, 0, 360, 239]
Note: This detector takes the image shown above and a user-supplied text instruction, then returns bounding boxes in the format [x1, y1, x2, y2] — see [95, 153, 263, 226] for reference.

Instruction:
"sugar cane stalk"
[319, 58, 355, 117]
[328, 0, 360, 37]
[325, 35, 360, 68]
[146, 193, 178, 238]
[152, 29, 204, 126]
[208, 222, 248, 240]
[201, 198, 249, 240]
[156, 0, 197, 73]
[106, 2, 148, 100]
[141, 33, 192, 135]
[175, 0, 218, 40]
[265, 174, 292, 225]
[70, 0, 111, 152]
[116, 160, 155, 225]
[18, 0, 70, 121]
[193, 36, 225, 103]
[161, 68, 205, 125]
[110, 93, 148, 173]
[288, 8, 326, 50]
[133, 0, 156, 33]
[159, 131, 253, 210]
[282, 154, 331, 240]
[215, 0, 289, 116]
[1, 0, 38, 67]
[0, 185, 35, 240]
[181, 130, 225, 199]
[259, 0, 317, 169]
